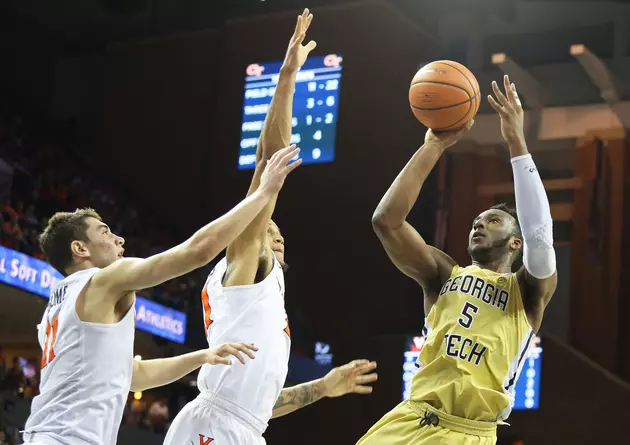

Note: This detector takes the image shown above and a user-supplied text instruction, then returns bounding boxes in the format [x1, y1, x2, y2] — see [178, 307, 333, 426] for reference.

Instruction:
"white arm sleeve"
[511, 154, 556, 279]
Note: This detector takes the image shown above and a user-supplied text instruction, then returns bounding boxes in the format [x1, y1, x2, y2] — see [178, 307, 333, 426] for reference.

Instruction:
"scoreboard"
[238, 54, 343, 170]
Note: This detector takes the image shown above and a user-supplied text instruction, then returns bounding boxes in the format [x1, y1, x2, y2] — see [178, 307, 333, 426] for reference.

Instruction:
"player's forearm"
[257, 68, 298, 161]
[372, 142, 444, 229]
[270, 378, 326, 419]
[130, 350, 206, 392]
[512, 151, 556, 279]
[506, 133, 529, 158]
[186, 189, 272, 265]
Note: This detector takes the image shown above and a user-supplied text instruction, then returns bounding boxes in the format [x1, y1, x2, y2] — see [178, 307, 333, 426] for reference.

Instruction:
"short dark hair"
[39, 208, 102, 275]
[489, 203, 521, 237]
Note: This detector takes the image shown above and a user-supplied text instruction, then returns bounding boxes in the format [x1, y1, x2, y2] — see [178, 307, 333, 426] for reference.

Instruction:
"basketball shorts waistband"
[197, 389, 267, 435]
[407, 400, 497, 437]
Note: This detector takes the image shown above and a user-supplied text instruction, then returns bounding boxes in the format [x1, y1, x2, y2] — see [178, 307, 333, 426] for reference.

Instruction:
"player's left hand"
[282, 8, 317, 73]
[321, 359, 378, 398]
[488, 74, 525, 144]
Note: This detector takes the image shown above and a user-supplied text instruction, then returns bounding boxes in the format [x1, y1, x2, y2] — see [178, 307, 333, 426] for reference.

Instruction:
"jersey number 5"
[458, 302, 479, 329]
[41, 315, 59, 368]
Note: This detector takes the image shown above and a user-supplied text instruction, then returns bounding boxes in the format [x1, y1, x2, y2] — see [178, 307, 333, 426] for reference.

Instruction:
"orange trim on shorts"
[201, 285, 213, 335]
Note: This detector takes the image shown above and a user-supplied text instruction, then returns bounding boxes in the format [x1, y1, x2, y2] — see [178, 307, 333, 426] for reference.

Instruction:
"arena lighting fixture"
[570, 44, 585, 56]
[133, 392, 142, 400]
[571, 44, 620, 103]
[489, 53, 542, 109]
[491, 53, 506, 65]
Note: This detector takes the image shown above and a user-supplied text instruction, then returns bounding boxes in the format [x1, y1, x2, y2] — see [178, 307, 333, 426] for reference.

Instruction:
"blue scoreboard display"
[238, 54, 343, 170]
[402, 335, 543, 410]
[512, 335, 543, 410]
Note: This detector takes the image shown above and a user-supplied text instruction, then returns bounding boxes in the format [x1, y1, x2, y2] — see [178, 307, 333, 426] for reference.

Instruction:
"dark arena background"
[1, 1, 630, 444]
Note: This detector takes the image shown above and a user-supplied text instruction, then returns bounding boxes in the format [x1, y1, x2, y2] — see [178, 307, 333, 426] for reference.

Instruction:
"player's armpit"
[372, 219, 456, 292]
[224, 238, 272, 287]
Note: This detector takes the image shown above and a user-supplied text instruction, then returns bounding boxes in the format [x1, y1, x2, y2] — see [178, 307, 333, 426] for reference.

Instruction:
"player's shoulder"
[427, 246, 457, 280]
[56, 267, 100, 291]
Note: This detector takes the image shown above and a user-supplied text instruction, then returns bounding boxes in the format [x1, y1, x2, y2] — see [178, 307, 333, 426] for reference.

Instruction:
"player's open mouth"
[472, 232, 485, 241]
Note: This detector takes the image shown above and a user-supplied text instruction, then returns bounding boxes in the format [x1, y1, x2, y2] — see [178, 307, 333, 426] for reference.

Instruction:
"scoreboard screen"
[512, 335, 543, 410]
[238, 54, 343, 170]
[402, 335, 543, 410]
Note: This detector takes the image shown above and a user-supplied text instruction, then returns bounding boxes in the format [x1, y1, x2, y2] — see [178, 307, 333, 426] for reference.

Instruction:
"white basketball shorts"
[164, 391, 266, 445]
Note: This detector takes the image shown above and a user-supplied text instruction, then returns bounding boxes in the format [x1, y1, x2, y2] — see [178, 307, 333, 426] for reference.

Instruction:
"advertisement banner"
[0, 246, 187, 343]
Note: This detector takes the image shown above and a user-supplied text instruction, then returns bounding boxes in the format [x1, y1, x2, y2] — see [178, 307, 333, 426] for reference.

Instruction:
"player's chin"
[467, 243, 486, 256]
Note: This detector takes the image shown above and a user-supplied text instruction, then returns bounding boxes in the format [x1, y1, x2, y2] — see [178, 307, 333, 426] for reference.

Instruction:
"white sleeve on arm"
[511, 154, 556, 279]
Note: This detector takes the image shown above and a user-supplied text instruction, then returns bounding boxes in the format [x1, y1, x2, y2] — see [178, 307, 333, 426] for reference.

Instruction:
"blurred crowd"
[0, 105, 203, 312]
[121, 385, 198, 436]
[0, 348, 38, 402]
[0, 105, 211, 439]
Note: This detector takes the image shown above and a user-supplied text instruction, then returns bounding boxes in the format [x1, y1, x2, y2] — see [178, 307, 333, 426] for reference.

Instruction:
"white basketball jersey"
[24, 268, 136, 445]
[197, 256, 290, 429]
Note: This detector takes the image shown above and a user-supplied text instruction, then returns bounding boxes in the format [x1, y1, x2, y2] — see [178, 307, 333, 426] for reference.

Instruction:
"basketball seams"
[410, 80, 471, 98]
[410, 96, 472, 111]
[436, 61, 479, 114]
[432, 99, 472, 131]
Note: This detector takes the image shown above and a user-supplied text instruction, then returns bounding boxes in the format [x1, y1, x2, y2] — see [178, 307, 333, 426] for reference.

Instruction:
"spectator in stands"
[0, 347, 6, 382]
[1, 211, 22, 249]
[22, 204, 38, 229]
[1, 358, 24, 396]
[126, 394, 147, 428]
[146, 398, 169, 434]
[0, 430, 10, 445]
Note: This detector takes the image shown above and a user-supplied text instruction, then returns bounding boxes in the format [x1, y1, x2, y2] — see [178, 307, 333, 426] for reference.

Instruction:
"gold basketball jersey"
[410, 265, 534, 422]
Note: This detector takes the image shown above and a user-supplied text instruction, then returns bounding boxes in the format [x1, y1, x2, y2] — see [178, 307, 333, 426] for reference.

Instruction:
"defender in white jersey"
[164, 10, 378, 445]
[22, 146, 301, 445]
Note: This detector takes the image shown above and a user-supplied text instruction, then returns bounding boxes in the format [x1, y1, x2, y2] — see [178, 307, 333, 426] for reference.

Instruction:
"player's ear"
[509, 236, 522, 252]
[71, 240, 90, 259]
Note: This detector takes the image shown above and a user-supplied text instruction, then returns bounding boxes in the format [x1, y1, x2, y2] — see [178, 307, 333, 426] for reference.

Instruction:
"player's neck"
[470, 259, 512, 274]
[65, 260, 98, 276]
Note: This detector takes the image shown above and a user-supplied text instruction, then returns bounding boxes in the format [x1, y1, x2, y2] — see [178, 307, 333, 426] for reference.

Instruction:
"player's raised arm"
[225, 9, 316, 285]
[372, 124, 473, 292]
[488, 75, 557, 315]
[92, 146, 301, 296]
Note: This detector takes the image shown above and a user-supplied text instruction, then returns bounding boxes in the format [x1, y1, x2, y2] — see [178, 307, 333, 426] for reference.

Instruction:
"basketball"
[409, 60, 480, 131]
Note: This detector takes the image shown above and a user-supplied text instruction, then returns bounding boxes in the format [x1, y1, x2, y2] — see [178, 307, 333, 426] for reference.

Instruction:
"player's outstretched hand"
[321, 359, 378, 398]
[282, 8, 317, 73]
[424, 119, 474, 150]
[488, 74, 525, 144]
[206, 342, 258, 366]
[259, 144, 302, 196]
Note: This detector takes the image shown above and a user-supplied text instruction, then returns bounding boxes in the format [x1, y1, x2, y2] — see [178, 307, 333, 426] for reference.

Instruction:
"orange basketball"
[409, 60, 480, 131]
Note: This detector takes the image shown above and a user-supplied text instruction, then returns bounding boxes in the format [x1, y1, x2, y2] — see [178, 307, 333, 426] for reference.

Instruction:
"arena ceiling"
[1, 0, 626, 59]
